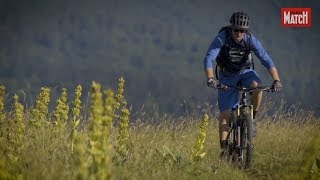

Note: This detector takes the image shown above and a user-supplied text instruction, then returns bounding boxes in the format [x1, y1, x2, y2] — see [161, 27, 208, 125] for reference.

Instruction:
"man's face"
[232, 28, 246, 43]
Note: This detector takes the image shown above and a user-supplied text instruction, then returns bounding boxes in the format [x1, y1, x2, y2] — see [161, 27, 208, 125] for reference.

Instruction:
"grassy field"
[114, 114, 320, 180]
[0, 82, 319, 179]
[1, 113, 319, 179]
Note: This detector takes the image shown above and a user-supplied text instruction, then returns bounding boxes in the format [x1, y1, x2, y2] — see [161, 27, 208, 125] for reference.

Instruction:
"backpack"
[215, 26, 254, 80]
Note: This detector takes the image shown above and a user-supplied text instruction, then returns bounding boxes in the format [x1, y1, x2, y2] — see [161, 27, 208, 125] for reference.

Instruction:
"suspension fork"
[236, 105, 253, 147]
[236, 106, 241, 147]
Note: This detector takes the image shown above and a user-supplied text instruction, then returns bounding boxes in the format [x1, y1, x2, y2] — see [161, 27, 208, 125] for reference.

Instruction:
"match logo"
[281, 8, 311, 27]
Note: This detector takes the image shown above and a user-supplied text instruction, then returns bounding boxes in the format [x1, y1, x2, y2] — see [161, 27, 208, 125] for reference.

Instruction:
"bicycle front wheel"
[240, 107, 254, 169]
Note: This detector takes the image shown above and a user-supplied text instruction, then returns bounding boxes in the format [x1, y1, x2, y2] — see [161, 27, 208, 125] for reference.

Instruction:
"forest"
[0, 0, 319, 116]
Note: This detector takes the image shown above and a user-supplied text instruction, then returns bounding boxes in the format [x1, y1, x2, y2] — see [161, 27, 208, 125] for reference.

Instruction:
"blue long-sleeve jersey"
[203, 30, 275, 70]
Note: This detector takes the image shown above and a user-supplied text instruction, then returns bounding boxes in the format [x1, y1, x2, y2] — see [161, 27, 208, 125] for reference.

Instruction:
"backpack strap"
[215, 65, 219, 80]
[215, 27, 231, 80]
[245, 32, 251, 51]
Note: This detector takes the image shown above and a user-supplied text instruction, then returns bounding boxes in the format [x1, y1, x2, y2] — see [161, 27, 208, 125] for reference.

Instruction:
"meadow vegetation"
[0, 80, 319, 180]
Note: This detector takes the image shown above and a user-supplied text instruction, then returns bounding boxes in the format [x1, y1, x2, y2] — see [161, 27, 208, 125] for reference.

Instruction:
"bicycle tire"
[226, 111, 238, 164]
[240, 107, 254, 168]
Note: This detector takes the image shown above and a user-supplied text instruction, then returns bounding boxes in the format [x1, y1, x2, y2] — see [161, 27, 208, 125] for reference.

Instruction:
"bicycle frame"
[226, 86, 269, 140]
[233, 86, 271, 120]
[224, 86, 271, 168]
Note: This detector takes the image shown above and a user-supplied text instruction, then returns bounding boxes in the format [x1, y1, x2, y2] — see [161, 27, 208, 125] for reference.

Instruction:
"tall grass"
[71, 84, 82, 153]
[52, 88, 69, 133]
[29, 87, 50, 127]
[0, 85, 5, 123]
[0, 80, 319, 179]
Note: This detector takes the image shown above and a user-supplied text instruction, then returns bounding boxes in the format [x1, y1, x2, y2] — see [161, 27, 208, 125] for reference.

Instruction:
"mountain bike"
[219, 85, 272, 169]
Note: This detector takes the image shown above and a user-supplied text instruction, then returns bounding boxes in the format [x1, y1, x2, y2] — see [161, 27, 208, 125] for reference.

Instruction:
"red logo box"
[281, 8, 311, 27]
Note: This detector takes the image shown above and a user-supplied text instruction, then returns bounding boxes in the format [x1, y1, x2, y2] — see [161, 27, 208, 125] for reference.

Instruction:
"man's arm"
[205, 68, 215, 79]
[268, 67, 280, 81]
[249, 34, 274, 69]
[249, 34, 280, 82]
[248, 34, 282, 91]
[203, 32, 226, 79]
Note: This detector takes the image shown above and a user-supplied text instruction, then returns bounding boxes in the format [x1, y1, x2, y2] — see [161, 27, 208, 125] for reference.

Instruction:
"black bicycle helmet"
[230, 11, 250, 29]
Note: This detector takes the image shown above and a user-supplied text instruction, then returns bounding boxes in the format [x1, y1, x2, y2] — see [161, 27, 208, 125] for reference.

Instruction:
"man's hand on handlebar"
[271, 80, 282, 92]
[207, 77, 228, 90]
[207, 77, 219, 88]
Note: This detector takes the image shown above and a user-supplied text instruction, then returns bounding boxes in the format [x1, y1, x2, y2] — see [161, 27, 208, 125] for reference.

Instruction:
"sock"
[220, 140, 228, 149]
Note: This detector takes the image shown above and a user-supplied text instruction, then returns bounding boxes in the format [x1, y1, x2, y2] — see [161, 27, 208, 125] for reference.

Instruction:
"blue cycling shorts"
[217, 69, 262, 112]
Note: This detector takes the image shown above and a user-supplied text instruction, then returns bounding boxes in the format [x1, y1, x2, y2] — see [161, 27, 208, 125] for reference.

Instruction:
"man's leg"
[250, 81, 262, 144]
[218, 109, 232, 158]
[250, 81, 262, 119]
[217, 73, 239, 154]
[219, 109, 232, 148]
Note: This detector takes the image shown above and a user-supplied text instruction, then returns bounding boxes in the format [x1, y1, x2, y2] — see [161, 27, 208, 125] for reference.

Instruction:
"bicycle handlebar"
[217, 84, 273, 92]
[228, 85, 271, 92]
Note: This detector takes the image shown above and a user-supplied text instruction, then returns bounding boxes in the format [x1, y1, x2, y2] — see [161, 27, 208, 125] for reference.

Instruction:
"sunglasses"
[232, 28, 246, 33]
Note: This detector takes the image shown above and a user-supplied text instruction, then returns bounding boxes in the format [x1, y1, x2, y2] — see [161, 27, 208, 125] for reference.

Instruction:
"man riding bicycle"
[203, 11, 282, 154]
